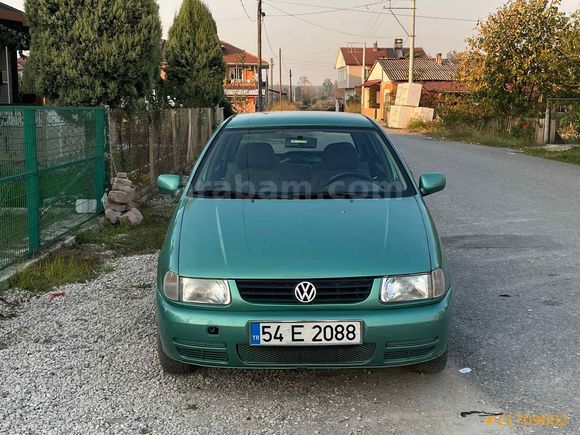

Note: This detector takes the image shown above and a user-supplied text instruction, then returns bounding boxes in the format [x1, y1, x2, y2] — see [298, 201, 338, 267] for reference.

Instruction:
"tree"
[165, 0, 225, 107]
[25, 0, 162, 107]
[461, 0, 579, 116]
[296, 76, 315, 106]
[321, 78, 334, 99]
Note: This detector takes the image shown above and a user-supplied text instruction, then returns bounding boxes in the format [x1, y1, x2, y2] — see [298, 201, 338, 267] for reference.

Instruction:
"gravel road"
[1, 132, 577, 434]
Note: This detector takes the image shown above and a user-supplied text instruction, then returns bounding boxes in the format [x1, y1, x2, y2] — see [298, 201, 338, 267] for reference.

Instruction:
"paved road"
[390, 132, 580, 430]
[2, 133, 578, 434]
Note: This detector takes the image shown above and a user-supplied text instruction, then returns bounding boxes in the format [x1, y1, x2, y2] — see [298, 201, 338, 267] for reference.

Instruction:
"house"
[0, 2, 29, 105]
[334, 39, 427, 100]
[221, 41, 269, 113]
[361, 57, 462, 122]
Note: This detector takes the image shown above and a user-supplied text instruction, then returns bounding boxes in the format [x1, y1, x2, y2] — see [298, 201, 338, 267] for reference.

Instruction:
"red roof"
[340, 46, 427, 67]
[221, 41, 268, 66]
[360, 79, 381, 88]
[420, 81, 466, 93]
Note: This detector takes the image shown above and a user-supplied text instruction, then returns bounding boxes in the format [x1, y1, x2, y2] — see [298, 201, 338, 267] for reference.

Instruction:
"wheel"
[409, 348, 448, 374]
[157, 336, 197, 375]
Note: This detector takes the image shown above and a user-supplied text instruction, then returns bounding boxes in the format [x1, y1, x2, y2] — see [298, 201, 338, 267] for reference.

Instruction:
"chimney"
[373, 41, 378, 52]
[394, 39, 404, 59]
[436, 53, 443, 65]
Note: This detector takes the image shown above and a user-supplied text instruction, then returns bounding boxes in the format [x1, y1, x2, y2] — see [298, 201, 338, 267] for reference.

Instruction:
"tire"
[157, 336, 197, 375]
[409, 348, 448, 374]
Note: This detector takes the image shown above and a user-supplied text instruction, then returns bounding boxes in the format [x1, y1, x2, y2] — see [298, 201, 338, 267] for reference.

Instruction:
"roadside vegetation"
[268, 101, 299, 111]
[406, 119, 533, 148]
[8, 198, 174, 293]
[403, 1, 579, 163]
[524, 147, 580, 165]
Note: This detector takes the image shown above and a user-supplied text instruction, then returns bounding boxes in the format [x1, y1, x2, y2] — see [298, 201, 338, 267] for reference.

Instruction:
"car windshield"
[190, 127, 414, 199]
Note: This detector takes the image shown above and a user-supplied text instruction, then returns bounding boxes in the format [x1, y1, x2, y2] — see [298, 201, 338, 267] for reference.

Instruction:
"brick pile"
[105, 172, 144, 225]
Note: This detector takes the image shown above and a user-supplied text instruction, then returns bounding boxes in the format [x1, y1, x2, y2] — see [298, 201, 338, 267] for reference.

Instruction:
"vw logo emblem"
[295, 282, 317, 303]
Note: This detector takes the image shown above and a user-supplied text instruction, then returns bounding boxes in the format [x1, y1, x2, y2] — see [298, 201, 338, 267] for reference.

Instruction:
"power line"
[264, 0, 478, 22]
[239, 0, 255, 22]
[263, 1, 403, 39]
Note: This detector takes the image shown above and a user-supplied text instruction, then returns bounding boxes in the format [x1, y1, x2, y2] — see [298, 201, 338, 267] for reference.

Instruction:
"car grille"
[236, 278, 375, 304]
[237, 344, 376, 365]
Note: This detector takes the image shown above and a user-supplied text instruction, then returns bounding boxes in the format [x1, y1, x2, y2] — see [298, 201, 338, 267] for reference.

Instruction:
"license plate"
[249, 321, 362, 346]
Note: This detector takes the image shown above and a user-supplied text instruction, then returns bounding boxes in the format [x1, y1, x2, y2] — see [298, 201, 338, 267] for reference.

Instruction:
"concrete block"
[117, 172, 129, 179]
[108, 190, 134, 204]
[412, 107, 435, 123]
[395, 83, 423, 107]
[120, 208, 144, 226]
[388, 105, 415, 129]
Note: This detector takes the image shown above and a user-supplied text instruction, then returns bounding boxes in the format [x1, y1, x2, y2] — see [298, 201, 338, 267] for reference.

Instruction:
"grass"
[523, 147, 580, 165]
[9, 248, 101, 292]
[406, 120, 532, 148]
[75, 202, 173, 255]
[8, 198, 175, 293]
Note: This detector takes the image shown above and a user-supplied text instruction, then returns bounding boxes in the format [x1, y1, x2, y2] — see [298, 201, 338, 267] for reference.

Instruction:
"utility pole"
[289, 69, 293, 103]
[279, 48, 282, 102]
[270, 57, 274, 105]
[362, 42, 367, 82]
[408, 0, 416, 84]
[257, 0, 263, 111]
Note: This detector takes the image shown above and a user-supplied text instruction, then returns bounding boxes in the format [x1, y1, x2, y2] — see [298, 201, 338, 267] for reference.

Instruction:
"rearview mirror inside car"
[285, 136, 317, 148]
[419, 172, 446, 196]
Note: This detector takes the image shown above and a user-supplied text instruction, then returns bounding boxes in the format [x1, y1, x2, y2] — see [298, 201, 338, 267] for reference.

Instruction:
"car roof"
[225, 111, 374, 129]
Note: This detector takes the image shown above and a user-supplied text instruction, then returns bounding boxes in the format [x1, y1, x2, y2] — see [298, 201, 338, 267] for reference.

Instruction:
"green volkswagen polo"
[155, 112, 451, 374]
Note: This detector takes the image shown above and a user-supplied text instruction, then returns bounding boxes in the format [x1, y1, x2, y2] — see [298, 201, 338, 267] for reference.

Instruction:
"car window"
[191, 128, 414, 199]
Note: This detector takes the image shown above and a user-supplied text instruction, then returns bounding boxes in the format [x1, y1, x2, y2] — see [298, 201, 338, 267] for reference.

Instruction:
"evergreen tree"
[25, 0, 162, 107]
[165, 0, 225, 107]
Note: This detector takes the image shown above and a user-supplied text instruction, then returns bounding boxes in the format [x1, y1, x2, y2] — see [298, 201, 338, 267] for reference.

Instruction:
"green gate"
[0, 106, 105, 270]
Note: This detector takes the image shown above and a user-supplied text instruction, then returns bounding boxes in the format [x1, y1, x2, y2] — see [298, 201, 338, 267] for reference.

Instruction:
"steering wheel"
[320, 171, 374, 191]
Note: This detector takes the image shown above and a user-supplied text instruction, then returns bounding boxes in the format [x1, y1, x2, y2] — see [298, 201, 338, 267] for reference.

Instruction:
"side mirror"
[419, 172, 446, 196]
[157, 174, 182, 196]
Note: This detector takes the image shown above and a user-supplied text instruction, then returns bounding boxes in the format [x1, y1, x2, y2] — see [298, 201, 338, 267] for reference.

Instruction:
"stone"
[116, 172, 128, 179]
[108, 190, 134, 204]
[111, 177, 133, 188]
[120, 208, 144, 226]
[105, 209, 122, 225]
[112, 183, 135, 195]
[107, 201, 133, 213]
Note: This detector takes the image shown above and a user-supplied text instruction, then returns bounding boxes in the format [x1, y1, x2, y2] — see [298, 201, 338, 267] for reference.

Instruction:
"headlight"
[162, 272, 231, 305]
[380, 269, 446, 303]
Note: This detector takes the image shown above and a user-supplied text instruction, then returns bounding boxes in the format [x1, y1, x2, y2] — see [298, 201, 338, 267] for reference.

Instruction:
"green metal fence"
[0, 106, 105, 270]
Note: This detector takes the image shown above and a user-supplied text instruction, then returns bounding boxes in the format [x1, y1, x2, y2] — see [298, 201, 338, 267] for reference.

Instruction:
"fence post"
[23, 108, 40, 254]
[171, 110, 178, 173]
[95, 108, 106, 212]
[148, 112, 157, 186]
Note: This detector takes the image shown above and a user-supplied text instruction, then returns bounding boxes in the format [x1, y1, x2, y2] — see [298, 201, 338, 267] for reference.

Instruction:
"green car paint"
[156, 112, 452, 370]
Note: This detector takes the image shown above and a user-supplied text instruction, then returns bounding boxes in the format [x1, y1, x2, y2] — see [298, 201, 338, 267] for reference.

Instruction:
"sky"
[4, 0, 579, 84]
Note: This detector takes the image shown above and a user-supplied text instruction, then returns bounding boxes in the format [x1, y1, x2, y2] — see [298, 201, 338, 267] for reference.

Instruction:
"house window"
[230, 67, 243, 81]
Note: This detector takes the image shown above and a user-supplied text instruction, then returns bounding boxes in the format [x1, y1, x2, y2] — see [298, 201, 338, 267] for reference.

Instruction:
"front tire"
[409, 348, 448, 374]
[157, 336, 197, 375]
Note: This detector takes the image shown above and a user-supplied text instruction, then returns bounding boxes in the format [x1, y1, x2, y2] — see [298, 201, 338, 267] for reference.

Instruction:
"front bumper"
[156, 289, 453, 369]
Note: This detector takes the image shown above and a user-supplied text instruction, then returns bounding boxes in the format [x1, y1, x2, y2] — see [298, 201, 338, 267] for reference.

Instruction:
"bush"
[345, 96, 361, 113]
[268, 101, 299, 111]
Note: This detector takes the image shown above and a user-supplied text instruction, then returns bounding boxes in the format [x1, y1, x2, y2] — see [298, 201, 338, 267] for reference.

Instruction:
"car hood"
[177, 197, 431, 279]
